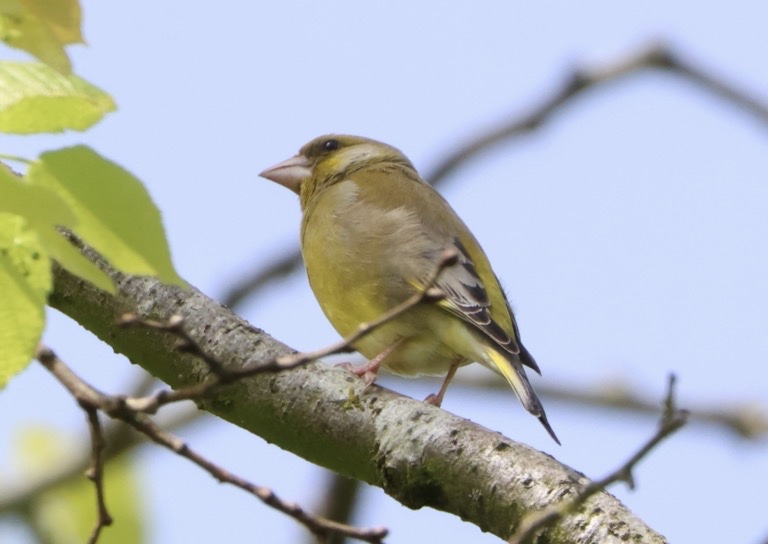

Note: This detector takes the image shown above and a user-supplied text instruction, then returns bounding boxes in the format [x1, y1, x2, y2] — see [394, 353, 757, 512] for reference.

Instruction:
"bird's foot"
[422, 358, 462, 408]
[337, 339, 404, 386]
[336, 360, 380, 385]
[423, 393, 443, 407]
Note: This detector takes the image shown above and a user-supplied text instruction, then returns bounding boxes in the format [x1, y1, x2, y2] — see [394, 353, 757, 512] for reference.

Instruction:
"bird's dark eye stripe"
[323, 139, 341, 151]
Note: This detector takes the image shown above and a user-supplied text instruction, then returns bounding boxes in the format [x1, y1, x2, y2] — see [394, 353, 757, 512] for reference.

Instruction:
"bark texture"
[49, 249, 667, 543]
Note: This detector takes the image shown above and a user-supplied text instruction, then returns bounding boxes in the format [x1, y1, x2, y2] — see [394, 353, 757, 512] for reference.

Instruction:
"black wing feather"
[431, 238, 540, 373]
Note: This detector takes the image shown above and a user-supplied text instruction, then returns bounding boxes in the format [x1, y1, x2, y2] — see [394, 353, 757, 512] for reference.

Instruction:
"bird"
[259, 135, 559, 444]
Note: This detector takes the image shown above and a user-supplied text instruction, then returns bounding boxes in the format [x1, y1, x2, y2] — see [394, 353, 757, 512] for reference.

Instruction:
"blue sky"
[1, 2, 767, 543]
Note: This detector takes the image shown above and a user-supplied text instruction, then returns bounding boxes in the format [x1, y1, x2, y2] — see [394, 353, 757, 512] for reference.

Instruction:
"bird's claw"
[336, 362, 379, 385]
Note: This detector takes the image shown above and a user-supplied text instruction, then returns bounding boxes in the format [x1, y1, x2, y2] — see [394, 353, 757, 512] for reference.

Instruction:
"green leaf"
[0, 213, 49, 388]
[20, 0, 83, 45]
[36, 224, 115, 292]
[28, 146, 185, 286]
[0, 162, 114, 292]
[16, 427, 145, 544]
[0, 62, 115, 133]
[0, 161, 75, 224]
[0, 0, 83, 74]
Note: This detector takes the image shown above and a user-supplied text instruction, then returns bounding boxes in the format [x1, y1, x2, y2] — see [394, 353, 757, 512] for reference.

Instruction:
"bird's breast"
[300, 180, 492, 377]
[301, 180, 432, 332]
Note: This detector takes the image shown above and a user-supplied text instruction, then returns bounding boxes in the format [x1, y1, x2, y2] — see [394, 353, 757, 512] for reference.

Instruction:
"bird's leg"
[341, 338, 404, 385]
[424, 358, 462, 407]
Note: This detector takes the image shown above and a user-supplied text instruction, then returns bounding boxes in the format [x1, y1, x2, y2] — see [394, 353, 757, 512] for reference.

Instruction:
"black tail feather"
[537, 409, 560, 445]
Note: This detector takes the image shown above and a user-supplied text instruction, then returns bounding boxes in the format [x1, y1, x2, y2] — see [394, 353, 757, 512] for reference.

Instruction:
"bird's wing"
[426, 238, 540, 373]
[350, 164, 540, 373]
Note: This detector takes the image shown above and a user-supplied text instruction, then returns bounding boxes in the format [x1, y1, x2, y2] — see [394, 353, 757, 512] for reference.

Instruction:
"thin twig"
[306, 472, 364, 544]
[426, 42, 768, 186]
[221, 43, 768, 311]
[0, 367, 202, 514]
[655, 47, 768, 125]
[427, 374, 768, 440]
[536, 381, 766, 440]
[35, 345, 387, 544]
[507, 375, 689, 544]
[221, 248, 302, 309]
[32, 41, 768, 542]
[25, 250, 455, 541]
[220, 43, 768, 537]
[118, 249, 459, 414]
[82, 406, 113, 543]
[123, 413, 387, 543]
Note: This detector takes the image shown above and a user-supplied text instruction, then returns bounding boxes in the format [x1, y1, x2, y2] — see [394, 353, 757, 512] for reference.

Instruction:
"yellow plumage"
[260, 135, 558, 443]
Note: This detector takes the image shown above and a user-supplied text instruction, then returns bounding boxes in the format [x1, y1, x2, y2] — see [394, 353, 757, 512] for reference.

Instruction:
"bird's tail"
[485, 348, 560, 445]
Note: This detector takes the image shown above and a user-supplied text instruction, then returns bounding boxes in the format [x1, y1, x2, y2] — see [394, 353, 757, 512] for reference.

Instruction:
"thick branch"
[508, 376, 687, 544]
[48, 244, 667, 543]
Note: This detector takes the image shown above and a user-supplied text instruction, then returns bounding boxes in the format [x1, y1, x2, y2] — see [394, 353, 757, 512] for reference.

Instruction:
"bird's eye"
[323, 139, 341, 151]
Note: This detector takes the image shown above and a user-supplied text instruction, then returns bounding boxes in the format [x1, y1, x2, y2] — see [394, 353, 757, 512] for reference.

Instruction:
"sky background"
[1, 1, 767, 543]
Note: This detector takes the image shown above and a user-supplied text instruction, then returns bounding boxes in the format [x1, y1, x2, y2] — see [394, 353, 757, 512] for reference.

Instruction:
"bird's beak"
[259, 154, 312, 194]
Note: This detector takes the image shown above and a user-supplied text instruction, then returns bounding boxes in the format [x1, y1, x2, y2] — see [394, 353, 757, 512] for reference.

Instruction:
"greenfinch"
[260, 135, 558, 444]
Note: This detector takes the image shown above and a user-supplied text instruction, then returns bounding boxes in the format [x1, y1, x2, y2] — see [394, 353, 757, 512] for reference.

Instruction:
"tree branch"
[115, 249, 456, 414]
[308, 472, 364, 544]
[425, 41, 768, 186]
[0, 401, 202, 513]
[507, 375, 688, 544]
[401, 375, 768, 440]
[47, 240, 668, 543]
[35, 345, 386, 544]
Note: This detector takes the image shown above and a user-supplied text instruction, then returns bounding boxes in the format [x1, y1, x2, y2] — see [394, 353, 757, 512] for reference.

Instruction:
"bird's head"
[259, 135, 414, 207]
